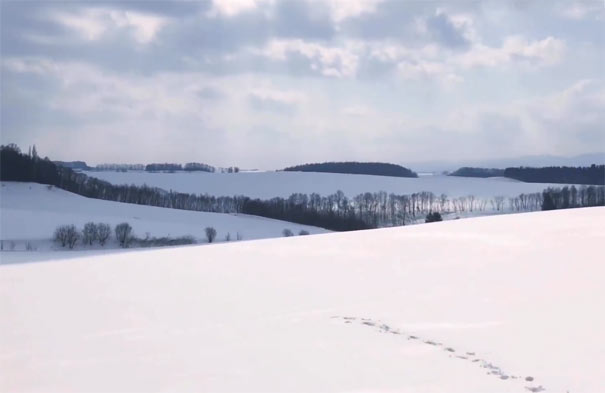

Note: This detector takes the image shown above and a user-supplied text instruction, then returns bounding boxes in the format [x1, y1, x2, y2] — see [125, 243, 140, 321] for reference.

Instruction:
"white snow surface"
[0, 182, 328, 247]
[84, 170, 567, 199]
[2, 207, 604, 392]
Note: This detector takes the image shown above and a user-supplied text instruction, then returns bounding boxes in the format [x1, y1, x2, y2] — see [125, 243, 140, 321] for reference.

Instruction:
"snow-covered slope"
[2, 207, 603, 392]
[0, 182, 328, 248]
[84, 170, 566, 199]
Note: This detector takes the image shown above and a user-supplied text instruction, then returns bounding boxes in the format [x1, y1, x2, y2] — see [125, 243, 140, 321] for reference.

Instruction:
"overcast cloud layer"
[1, 0, 604, 169]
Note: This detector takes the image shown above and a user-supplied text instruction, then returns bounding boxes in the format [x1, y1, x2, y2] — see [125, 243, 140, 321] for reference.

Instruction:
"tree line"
[283, 161, 418, 178]
[449, 167, 504, 178]
[542, 186, 604, 210]
[53, 222, 197, 249]
[504, 165, 604, 185]
[56, 160, 239, 174]
[2, 144, 603, 232]
[95, 163, 145, 171]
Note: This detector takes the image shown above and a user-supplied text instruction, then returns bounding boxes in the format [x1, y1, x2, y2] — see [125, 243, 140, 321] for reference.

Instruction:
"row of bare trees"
[54, 222, 112, 249]
[53, 223, 226, 249]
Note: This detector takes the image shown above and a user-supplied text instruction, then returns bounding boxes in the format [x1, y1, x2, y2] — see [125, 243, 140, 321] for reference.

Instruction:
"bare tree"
[439, 194, 448, 212]
[82, 222, 98, 245]
[491, 196, 505, 211]
[282, 228, 294, 237]
[65, 225, 79, 249]
[97, 223, 111, 246]
[478, 199, 488, 211]
[54, 225, 68, 247]
[468, 195, 476, 212]
[54, 225, 79, 248]
[205, 227, 217, 243]
[115, 222, 133, 248]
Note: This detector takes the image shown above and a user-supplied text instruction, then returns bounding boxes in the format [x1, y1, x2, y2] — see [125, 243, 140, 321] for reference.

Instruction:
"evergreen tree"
[542, 191, 556, 211]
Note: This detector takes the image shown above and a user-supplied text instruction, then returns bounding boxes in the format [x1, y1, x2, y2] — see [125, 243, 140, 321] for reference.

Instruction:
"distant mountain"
[409, 153, 605, 173]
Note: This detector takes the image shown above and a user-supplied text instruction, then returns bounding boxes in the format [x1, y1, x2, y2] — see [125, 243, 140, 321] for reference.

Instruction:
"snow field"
[0, 182, 328, 253]
[1, 207, 603, 392]
[84, 170, 568, 199]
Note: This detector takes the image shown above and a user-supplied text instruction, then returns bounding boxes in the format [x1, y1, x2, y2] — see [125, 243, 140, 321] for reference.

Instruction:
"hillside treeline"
[2, 144, 603, 231]
[54, 161, 92, 171]
[449, 167, 505, 178]
[542, 186, 604, 210]
[95, 163, 145, 171]
[0, 144, 60, 185]
[504, 165, 604, 185]
[283, 162, 418, 178]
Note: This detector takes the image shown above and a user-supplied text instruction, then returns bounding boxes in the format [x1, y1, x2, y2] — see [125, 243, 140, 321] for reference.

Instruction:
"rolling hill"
[0, 182, 328, 252]
[1, 207, 603, 392]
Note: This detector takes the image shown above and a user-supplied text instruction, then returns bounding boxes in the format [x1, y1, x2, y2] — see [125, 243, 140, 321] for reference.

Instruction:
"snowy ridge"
[0, 182, 328, 249]
[1, 207, 604, 392]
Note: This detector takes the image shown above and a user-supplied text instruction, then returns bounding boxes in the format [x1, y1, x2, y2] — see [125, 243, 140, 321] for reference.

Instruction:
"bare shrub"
[54, 226, 68, 247]
[298, 230, 310, 236]
[82, 222, 98, 245]
[135, 235, 196, 247]
[54, 225, 80, 249]
[205, 227, 217, 243]
[115, 222, 133, 248]
[97, 223, 111, 246]
[282, 229, 294, 237]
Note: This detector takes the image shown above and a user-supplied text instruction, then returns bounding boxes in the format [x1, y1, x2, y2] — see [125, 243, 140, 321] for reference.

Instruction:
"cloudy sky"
[1, 0, 604, 169]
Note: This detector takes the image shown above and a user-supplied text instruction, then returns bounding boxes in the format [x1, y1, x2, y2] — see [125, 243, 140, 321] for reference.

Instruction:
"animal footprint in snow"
[525, 386, 545, 392]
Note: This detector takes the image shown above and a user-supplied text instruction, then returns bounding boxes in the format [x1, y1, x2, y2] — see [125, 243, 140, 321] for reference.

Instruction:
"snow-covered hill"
[0, 182, 328, 250]
[84, 170, 566, 199]
[1, 207, 603, 392]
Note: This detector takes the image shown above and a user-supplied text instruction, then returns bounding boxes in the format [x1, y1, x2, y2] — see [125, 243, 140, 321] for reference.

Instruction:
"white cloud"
[248, 87, 306, 105]
[254, 33, 564, 83]
[556, 2, 605, 20]
[208, 0, 273, 17]
[259, 39, 360, 78]
[456, 36, 565, 69]
[48, 8, 168, 44]
[49, 9, 107, 40]
[397, 60, 462, 85]
[323, 0, 384, 22]
[2, 57, 60, 75]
